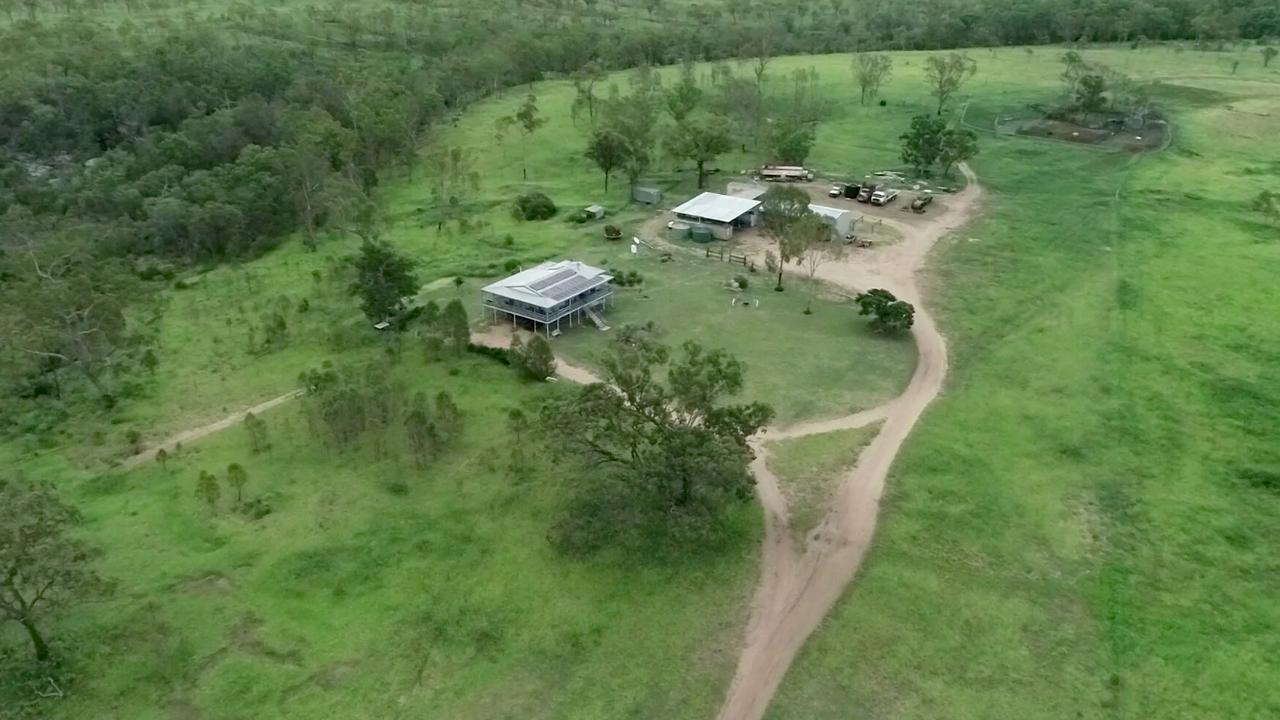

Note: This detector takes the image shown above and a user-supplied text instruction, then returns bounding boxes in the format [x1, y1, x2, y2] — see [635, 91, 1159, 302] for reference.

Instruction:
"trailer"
[758, 165, 814, 182]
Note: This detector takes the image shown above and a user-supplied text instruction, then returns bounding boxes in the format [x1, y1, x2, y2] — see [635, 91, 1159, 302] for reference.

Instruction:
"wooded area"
[2, 0, 1277, 425]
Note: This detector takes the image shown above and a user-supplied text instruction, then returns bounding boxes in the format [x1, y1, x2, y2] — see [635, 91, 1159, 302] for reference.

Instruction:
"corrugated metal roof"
[808, 203, 851, 220]
[672, 192, 761, 223]
[482, 260, 611, 309]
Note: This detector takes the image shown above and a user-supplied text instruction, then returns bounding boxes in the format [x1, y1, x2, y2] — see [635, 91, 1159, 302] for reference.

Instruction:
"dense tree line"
[2, 0, 1277, 419]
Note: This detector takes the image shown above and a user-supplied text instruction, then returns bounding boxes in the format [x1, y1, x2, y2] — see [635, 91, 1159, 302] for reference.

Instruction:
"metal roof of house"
[672, 192, 762, 223]
[482, 260, 611, 309]
[808, 203, 852, 220]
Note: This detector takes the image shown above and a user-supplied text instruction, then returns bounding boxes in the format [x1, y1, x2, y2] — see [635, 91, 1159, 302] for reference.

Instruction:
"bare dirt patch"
[1002, 115, 1169, 152]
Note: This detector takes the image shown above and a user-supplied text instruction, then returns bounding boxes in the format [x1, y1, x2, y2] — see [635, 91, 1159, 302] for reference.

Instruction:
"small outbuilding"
[808, 203, 856, 239]
[672, 191, 762, 240]
[633, 186, 663, 205]
[481, 260, 613, 337]
[584, 204, 606, 220]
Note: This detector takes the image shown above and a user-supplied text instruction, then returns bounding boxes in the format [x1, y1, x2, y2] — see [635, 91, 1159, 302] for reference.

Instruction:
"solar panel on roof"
[528, 267, 577, 291]
[543, 274, 599, 301]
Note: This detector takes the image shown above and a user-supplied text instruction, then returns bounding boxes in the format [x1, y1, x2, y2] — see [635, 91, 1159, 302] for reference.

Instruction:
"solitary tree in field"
[434, 390, 464, 444]
[1264, 46, 1278, 68]
[404, 394, 439, 470]
[924, 53, 977, 115]
[506, 407, 530, 478]
[767, 115, 817, 165]
[570, 61, 606, 125]
[598, 90, 657, 196]
[751, 32, 775, 96]
[512, 333, 557, 380]
[243, 411, 270, 453]
[664, 114, 733, 189]
[760, 185, 817, 291]
[196, 470, 220, 513]
[155, 447, 169, 472]
[851, 53, 893, 105]
[539, 327, 773, 550]
[513, 94, 545, 181]
[939, 128, 979, 176]
[796, 215, 843, 314]
[226, 463, 248, 506]
[348, 239, 419, 324]
[584, 129, 631, 192]
[900, 114, 947, 174]
[664, 62, 703, 123]
[855, 289, 915, 333]
[440, 299, 470, 355]
[1, 477, 111, 663]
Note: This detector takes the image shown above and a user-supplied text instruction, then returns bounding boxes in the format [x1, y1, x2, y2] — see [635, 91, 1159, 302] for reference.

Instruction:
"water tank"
[690, 226, 713, 243]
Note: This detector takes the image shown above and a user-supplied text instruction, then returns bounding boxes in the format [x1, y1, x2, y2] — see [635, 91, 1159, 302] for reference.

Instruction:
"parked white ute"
[869, 188, 899, 206]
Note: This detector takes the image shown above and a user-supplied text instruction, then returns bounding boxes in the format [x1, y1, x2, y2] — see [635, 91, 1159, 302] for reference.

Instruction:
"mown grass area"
[546, 250, 914, 424]
[8, 356, 761, 720]
[766, 424, 882, 543]
[767, 52, 1280, 719]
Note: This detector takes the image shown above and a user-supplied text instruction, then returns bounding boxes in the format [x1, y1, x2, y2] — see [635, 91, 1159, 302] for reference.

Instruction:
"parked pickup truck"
[828, 184, 846, 197]
[870, 188, 899, 206]
[856, 184, 877, 203]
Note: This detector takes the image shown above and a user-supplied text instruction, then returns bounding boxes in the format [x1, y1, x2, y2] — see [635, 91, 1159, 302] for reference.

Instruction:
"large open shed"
[481, 260, 613, 337]
[672, 192, 762, 240]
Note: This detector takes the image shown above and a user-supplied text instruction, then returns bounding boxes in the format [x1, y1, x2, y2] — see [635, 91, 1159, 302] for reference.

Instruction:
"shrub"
[855, 288, 915, 333]
[510, 334, 557, 380]
[466, 342, 511, 365]
[513, 191, 557, 221]
[503, 259, 521, 273]
[608, 268, 644, 287]
[733, 274, 749, 290]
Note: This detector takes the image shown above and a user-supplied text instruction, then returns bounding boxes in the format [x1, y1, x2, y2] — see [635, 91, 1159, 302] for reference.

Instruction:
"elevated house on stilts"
[481, 260, 613, 337]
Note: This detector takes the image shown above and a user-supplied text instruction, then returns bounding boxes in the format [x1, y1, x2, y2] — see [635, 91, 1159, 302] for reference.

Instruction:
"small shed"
[584, 204, 606, 220]
[633, 186, 663, 205]
[808, 203, 855, 239]
[671, 191, 762, 240]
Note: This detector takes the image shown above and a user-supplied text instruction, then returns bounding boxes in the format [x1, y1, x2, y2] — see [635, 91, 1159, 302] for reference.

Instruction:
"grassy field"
[15, 357, 762, 720]
[765, 49, 1280, 719]
[0, 28, 919, 720]
[4, 36, 1280, 720]
[766, 424, 882, 542]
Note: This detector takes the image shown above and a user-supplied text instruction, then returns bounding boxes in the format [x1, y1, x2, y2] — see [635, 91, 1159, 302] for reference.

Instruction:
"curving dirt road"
[117, 166, 981, 720]
[713, 165, 983, 720]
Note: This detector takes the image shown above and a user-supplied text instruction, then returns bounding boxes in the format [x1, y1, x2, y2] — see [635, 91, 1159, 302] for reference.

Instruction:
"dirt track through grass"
[705, 164, 982, 720]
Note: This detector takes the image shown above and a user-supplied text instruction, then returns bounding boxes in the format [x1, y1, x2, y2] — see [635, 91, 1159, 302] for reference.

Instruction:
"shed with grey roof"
[807, 203, 856, 239]
[671, 191, 762, 239]
[481, 260, 613, 337]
